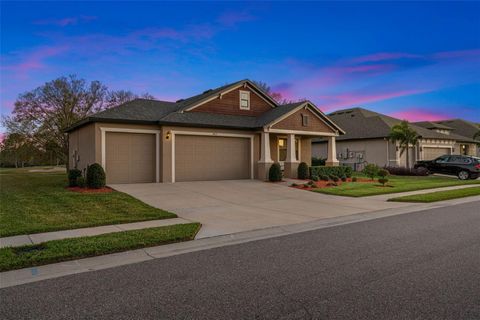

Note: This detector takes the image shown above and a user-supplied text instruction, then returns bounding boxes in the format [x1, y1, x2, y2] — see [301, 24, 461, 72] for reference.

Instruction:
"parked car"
[414, 155, 480, 180]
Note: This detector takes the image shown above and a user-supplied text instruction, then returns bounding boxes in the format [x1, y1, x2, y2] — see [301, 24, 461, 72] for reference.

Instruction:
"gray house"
[312, 107, 478, 170]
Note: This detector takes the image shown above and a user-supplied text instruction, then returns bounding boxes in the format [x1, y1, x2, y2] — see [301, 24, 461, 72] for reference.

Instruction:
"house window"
[302, 114, 309, 127]
[278, 138, 299, 162]
[239, 90, 250, 110]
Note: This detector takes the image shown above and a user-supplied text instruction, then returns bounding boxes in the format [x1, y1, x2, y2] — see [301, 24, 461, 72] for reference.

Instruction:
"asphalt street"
[1, 201, 480, 319]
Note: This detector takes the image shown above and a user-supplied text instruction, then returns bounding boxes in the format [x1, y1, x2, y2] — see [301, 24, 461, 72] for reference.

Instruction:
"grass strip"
[388, 187, 480, 203]
[0, 223, 201, 272]
[312, 174, 480, 197]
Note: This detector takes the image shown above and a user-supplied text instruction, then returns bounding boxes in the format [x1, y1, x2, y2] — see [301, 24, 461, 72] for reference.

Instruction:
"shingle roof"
[313, 107, 458, 143]
[433, 119, 480, 142]
[414, 121, 452, 130]
[159, 112, 258, 129]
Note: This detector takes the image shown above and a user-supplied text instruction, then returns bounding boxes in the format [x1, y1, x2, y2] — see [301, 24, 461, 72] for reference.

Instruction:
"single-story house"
[66, 79, 344, 184]
[312, 107, 478, 170]
[423, 119, 480, 157]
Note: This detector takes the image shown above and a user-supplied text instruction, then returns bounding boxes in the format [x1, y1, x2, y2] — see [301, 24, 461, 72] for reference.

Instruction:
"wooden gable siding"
[190, 87, 272, 116]
[272, 108, 335, 133]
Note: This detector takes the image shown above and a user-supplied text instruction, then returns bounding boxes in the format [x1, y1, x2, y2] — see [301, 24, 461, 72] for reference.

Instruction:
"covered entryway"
[174, 135, 251, 182]
[105, 132, 156, 184]
[423, 147, 451, 160]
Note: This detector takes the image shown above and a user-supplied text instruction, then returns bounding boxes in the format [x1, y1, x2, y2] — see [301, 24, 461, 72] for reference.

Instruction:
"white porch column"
[284, 134, 300, 178]
[257, 131, 273, 180]
[285, 134, 298, 163]
[326, 136, 339, 167]
[259, 132, 273, 163]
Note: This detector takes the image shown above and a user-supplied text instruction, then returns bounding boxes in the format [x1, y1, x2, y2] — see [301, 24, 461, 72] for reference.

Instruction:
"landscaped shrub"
[310, 166, 353, 180]
[341, 175, 347, 182]
[311, 175, 319, 182]
[384, 166, 429, 176]
[86, 163, 106, 189]
[291, 183, 299, 187]
[77, 176, 86, 188]
[310, 183, 318, 188]
[68, 169, 82, 187]
[311, 157, 326, 166]
[362, 163, 379, 180]
[303, 183, 310, 188]
[297, 162, 309, 179]
[331, 175, 339, 183]
[352, 177, 358, 182]
[320, 174, 329, 181]
[378, 169, 389, 186]
[269, 163, 282, 182]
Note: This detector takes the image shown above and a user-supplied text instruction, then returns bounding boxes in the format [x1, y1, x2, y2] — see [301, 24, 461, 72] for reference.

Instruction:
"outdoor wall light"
[165, 131, 171, 140]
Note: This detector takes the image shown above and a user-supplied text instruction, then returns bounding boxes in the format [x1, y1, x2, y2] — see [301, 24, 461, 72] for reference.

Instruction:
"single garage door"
[423, 147, 451, 160]
[105, 132, 156, 184]
[175, 135, 251, 182]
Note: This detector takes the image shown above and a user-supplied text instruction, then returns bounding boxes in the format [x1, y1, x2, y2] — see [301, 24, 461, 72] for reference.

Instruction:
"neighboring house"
[66, 79, 344, 184]
[427, 119, 480, 157]
[312, 107, 477, 170]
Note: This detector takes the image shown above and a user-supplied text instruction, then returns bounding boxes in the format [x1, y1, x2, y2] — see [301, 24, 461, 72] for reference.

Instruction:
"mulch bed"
[66, 187, 114, 193]
[291, 177, 376, 190]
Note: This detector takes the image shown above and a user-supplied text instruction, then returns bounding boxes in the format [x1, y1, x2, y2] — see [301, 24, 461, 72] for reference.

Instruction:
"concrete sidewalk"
[367, 183, 480, 201]
[0, 218, 193, 249]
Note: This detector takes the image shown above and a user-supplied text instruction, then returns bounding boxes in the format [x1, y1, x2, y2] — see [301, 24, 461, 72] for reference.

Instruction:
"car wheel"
[457, 170, 470, 180]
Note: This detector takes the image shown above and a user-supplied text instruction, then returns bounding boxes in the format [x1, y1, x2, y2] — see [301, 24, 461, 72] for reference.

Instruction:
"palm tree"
[388, 120, 420, 168]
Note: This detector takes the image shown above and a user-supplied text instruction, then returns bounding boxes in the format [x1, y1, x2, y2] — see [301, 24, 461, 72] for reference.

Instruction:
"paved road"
[1, 201, 480, 320]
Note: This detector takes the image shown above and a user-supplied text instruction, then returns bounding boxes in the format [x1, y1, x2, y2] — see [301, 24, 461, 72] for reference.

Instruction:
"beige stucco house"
[66, 80, 344, 184]
[312, 108, 478, 170]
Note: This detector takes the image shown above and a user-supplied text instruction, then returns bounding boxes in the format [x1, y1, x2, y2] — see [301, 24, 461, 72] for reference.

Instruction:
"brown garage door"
[175, 135, 250, 182]
[105, 132, 156, 184]
[423, 147, 450, 160]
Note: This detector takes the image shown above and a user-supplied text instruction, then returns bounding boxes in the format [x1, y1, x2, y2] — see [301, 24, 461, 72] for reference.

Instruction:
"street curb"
[1, 195, 479, 289]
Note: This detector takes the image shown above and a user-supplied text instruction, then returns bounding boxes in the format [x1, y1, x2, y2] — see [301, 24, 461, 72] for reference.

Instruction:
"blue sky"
[1, 1, 479, 133]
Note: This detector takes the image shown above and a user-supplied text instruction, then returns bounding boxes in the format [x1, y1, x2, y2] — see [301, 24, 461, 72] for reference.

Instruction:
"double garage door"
[175, 135, 251, 182]
[105, 132, 251, 183]
[423, 147, 451, 160]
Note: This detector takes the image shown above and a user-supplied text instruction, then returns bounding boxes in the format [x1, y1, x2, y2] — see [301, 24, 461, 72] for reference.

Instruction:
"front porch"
[257, 131, 340, 180]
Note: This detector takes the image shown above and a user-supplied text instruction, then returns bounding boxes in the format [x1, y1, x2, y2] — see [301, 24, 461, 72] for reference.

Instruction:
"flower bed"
[66, 187, 114, 193]
[291, 177, 373, 190]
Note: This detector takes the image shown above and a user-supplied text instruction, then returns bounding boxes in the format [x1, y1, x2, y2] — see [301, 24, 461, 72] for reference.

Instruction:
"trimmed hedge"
[67, 169, 82, 187]
[298, 162, 309, 179]
[269, 163, 282, 182]
[86, 163, 106, 189]
[384, 166, 429, 176]
[310, 166, 353, 179]
[311, 157, 326, 166]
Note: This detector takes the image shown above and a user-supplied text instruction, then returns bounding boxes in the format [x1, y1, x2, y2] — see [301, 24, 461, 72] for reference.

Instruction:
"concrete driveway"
[111, 180, 410, 238]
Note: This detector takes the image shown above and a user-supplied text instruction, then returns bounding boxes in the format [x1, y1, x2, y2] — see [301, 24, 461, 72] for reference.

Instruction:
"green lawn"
[0, 168, 176, 237]
[0, 223, 201, 271]
[388, 186, 480, 203]
[312, 174, 480, 197]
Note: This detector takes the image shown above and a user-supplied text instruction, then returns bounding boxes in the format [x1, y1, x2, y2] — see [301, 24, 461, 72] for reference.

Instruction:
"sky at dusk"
[1, 1, 479, 134]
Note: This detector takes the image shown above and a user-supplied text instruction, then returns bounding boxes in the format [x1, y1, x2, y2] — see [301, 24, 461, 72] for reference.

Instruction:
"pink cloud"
[34, 16, 97, 27]
[317, 89, 429, 112]
[433, 48, 480, 59]
[1, 45, 69, 78]
[389, 109, 452, 122]
[351, 52, 422, 63]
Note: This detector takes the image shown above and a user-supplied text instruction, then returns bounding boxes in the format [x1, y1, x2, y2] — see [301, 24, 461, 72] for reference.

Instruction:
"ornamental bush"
[362, 163, 379, 180]
[297, 162, 309, 179]
[86, 163, 106, 189]
[320, 174, 329, 181]
[352, 177, 358, 182]
[341, 175, 347, 182]
[310, 166, 353, 179]
[378, 169, 389, 178]
[311, 175, 319, 182]
[378, 178, 389, 186]
[269, 163, 282, 182]
[68, 169, 82, 187]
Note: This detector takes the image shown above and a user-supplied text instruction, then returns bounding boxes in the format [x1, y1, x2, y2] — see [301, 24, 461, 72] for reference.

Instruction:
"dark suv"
[414, 155, 480, 180]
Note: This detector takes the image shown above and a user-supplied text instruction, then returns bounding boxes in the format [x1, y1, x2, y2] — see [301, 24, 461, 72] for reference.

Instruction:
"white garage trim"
[100, 127, 161, 183]
[420, 144, 453, 161]
[170, 130, 255, 183]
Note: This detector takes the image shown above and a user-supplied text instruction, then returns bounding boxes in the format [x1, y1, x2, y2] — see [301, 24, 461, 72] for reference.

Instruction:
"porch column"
[325, 136, 339, 167]
[257, 132, 273, 180]
[284, 134, 300, 178]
